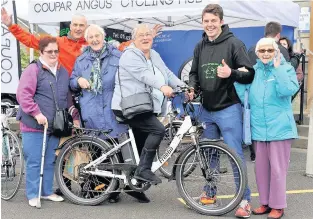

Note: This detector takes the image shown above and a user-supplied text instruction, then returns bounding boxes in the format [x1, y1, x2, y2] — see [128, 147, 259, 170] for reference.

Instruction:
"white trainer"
[41, 194, 64, 202]
[28, 198, 38, 207]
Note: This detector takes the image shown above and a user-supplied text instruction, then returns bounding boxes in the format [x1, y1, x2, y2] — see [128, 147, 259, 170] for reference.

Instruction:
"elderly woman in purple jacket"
[16, 37, 79, 207]
[70, 24, 150, 204]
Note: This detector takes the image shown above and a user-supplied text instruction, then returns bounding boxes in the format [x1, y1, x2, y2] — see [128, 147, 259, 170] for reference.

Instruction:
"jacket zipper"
[263, 68, 268, 141]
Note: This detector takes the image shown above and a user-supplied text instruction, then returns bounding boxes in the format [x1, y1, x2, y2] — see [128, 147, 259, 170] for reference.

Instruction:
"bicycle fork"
[190, 133, 209, 179]
[1, 135, 14, 179]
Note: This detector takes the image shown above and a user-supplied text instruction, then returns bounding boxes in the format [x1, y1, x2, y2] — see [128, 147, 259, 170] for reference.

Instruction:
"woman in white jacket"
[112, 24, 185, 187]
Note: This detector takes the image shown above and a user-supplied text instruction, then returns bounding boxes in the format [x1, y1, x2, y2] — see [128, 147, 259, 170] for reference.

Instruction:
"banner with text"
[28, 0, 208, 23]
[1, 0, 20, 94]
[59, 21, 131, 42]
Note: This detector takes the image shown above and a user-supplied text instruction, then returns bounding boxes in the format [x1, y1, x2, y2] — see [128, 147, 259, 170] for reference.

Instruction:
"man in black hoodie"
[188, 4, 254, 218]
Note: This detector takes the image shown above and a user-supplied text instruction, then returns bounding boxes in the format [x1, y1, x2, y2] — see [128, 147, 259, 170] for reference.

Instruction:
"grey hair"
[255, 37, 278, 54]
[71, 13, 87, 24]
[84, 24, 106, 40]
[131, 23, 152, 40]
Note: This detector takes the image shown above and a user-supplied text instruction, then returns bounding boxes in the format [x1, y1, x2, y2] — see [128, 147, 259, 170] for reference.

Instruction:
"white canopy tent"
[27, 0, 300, 30]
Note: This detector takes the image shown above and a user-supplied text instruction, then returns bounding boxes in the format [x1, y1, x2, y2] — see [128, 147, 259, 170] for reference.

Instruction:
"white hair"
[131, 23, 152, 40]
[84, 24, 106, 40]
[255, 37, 278, 54]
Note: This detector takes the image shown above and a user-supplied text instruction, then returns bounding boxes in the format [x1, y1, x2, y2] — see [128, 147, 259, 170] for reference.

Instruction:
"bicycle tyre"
[55, 135, 119, 206]
[157, 121, 197, 179]
[1, 130, 24, 200]
[175, 140, 247, 216]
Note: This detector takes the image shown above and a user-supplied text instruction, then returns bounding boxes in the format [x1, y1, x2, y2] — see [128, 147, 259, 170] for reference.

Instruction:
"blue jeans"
[200, 103, 251, 202]
[22, 132, 59, 200]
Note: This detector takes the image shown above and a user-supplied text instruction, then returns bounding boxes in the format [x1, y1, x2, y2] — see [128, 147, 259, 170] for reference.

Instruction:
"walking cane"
[36, 122, 48, 209]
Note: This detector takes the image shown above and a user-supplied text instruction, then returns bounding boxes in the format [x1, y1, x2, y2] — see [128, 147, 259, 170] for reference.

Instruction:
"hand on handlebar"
[160, 85, 174, 97]
[187, 89, 195, 101]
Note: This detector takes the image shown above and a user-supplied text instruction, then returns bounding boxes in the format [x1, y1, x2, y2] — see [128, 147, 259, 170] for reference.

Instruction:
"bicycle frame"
[1, 105, 18, 178]
[1, 111, 13, 166]
[82, 115, 196, 183]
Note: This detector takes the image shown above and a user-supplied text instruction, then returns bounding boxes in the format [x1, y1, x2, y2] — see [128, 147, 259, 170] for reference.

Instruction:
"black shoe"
[126, 191, 150, 203]
[55, 188, 63, 196]
[135, 149, 162, 185]
[108, 193, 120, 203]
[134, 169, 162, 185]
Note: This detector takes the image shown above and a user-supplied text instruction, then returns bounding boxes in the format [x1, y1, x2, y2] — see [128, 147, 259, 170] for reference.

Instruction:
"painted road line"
[178, 189, 313, 205]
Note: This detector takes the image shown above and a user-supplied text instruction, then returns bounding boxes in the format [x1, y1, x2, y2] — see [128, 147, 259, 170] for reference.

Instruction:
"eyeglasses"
[44, 50, 59, 55]
[258, 49, 275, 54]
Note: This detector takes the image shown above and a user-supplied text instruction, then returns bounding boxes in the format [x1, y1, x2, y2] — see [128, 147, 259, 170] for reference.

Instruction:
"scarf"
[39, 57, 58, 76]
[88, 45, 106, 95]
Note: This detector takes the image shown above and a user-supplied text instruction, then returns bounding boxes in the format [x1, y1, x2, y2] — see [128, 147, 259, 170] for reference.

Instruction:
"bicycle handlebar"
[1, 103, 19, 109]
[172, 85, 192, 96]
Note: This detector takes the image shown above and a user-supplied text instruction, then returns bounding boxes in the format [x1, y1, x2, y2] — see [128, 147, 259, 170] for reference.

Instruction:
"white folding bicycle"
[55, 87, 247, 216]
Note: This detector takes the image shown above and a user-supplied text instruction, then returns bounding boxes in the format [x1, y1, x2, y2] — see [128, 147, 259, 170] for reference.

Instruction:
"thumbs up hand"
[217, 59, 232, 78]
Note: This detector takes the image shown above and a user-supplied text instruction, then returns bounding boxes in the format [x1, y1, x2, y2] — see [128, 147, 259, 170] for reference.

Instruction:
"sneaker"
[235, 200, 251, 218]
[267, 209, 284, 219]
[41, 194, 64, 202]
[252, 205, 272, 215]
[199, 192, 216, 205]
[28, 198, 38, 207]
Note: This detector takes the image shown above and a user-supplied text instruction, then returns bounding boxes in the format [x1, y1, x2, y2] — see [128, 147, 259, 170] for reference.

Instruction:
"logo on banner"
[1, 0, 20, 94]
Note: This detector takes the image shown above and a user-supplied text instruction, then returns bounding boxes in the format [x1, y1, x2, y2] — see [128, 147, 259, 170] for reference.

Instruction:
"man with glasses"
[188, 4, 254, 218]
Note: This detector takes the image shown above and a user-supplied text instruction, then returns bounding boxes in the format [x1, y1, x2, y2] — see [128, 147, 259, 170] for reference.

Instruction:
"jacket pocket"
[267, 112, 293, 139]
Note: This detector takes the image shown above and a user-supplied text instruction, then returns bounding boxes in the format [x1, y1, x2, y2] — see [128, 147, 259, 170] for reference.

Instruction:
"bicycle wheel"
[157, 121, 197, 178]
[55, 135, 119, 206]
[176, 140, 247, 216]
[1, 130, 24, 200]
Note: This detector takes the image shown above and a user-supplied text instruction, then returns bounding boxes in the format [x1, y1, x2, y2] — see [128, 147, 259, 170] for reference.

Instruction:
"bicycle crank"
[126, 168, 151, 192]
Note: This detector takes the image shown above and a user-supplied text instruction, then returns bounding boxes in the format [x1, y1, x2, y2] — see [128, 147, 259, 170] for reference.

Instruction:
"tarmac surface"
[2, 148, 313, 219]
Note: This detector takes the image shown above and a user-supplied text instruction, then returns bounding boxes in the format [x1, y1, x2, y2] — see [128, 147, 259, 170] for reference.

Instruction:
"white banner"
[1, 0, 20, 94]
[28, 0, 210, 23]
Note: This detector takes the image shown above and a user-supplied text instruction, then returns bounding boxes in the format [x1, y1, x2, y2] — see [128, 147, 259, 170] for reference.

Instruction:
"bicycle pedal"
[162, 162, 169, 167]
[95, 184, 105, 191]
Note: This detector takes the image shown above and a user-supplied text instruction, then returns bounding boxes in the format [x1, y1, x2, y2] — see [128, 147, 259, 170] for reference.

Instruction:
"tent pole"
[306, 99, 313, 177]
[29, 24, 34, 62]
[307, 1, 313, 112]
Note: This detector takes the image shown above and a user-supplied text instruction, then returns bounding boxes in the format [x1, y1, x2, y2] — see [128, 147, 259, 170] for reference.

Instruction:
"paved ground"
[2, 148, 313, 219]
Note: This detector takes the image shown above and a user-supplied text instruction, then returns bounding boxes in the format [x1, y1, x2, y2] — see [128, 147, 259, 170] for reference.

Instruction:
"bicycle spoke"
[176, 142, 247, 216]
[55, 137, 119, 205]
[1, 131, 24, 200]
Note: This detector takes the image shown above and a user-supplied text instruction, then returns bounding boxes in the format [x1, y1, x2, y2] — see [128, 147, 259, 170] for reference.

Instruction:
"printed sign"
[299, 7, 310, 33]
[1, 0, 20, 94]
[28, 0, 207, 23]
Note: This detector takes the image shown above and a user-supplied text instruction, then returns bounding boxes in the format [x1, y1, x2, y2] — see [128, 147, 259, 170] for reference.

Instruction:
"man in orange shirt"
[1, 7, 162, 76]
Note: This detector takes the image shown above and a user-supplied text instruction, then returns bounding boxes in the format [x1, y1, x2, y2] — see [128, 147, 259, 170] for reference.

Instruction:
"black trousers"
[114, 111, 166, 153]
